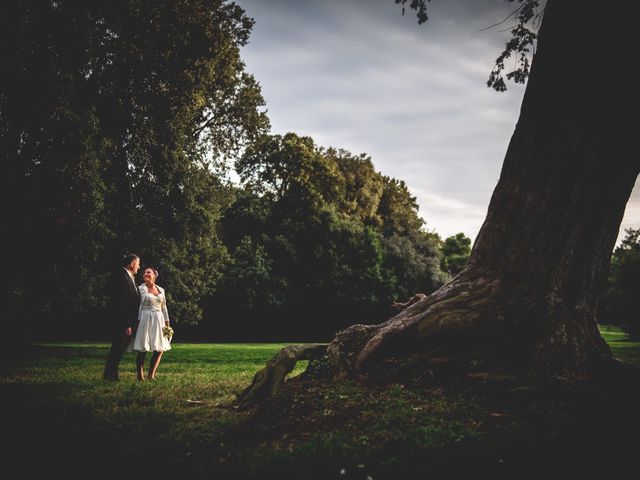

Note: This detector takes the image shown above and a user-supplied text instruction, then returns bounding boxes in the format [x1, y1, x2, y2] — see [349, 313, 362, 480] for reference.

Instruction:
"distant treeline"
[1, 1, 471, 343]
[201, 133, 468, 341]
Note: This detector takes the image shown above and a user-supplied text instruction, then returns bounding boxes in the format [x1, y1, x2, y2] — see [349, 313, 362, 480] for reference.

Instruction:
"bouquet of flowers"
[163, 325, 174, 339]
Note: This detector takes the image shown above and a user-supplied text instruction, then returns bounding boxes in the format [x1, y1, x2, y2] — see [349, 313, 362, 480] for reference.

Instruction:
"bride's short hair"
[144, 266, 159, 277]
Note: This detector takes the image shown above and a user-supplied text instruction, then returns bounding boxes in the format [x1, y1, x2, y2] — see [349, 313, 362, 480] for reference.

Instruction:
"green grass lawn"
[598, 324, 640, 365]
[1, 327, 638, 479]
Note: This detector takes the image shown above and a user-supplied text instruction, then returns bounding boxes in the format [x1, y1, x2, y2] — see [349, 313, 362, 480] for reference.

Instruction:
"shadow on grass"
[2, 339, 640, 479]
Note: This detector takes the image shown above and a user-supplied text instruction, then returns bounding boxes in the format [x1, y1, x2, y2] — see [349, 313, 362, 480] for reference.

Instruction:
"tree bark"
[327, 0, 637, 382]
[235, 344, 328, 409]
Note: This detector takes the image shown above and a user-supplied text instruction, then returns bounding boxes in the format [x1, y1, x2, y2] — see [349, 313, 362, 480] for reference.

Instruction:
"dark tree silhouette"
[0, 1, 268, 342]
[238, 0, 636, 405]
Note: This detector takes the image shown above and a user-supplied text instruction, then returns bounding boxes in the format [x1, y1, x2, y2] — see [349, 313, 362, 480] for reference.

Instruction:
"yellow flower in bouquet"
[163, 326, 174, 339]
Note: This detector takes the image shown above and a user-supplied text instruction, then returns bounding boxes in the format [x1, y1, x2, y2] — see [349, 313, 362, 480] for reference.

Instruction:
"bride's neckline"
[144, 284, 160, 295]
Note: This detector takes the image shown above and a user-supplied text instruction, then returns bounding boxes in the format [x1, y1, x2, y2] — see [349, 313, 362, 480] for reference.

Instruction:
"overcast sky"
[235, 0, 639, 246]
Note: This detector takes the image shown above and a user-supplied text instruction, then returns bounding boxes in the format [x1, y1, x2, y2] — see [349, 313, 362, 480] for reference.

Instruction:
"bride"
[128, 266, 172, 380]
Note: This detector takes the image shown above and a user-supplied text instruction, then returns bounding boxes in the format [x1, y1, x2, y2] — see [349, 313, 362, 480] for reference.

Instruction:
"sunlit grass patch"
[599, 325, 640, 365]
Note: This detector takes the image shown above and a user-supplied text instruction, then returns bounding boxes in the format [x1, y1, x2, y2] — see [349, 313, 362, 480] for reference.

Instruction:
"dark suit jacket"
[107, 268, 140, 336]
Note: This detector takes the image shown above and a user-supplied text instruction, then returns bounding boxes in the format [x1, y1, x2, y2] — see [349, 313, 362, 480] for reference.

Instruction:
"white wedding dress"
[127, 284, 172, 352]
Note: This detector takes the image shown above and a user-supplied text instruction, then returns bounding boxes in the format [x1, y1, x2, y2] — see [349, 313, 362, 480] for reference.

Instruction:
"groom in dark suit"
[103, 253, 141, 381]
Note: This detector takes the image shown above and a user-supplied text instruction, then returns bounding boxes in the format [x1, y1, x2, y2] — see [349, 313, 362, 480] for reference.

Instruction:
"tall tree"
[0, 1, 115, 339]
[93, 0, 268, 327]
[239, 0, 636, 404]
[209, 133, 446, 341]
[327, 0, 635, 381]
[0, 0, 268, 340]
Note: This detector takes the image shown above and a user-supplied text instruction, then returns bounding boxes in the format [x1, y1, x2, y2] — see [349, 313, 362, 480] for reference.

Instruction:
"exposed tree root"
[327, 274, 506, 378]
[236, 267, 617, 407]
[234, 344, 329, 410]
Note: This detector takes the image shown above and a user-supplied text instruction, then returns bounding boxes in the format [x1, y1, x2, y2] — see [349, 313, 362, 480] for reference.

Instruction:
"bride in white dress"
[128, 266, 171, 380]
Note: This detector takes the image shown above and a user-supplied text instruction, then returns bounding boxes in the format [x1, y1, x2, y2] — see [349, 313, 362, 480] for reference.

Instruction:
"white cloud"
[411, 188, 488, 241]
[617, 181, 640, 245]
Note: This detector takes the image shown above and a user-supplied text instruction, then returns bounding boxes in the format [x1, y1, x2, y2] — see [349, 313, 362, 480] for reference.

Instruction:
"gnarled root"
[234, 344, 328, 410]
[328, 275, 504, 378]
[235, 276, 505, 408]
[236, 270, 614, 407]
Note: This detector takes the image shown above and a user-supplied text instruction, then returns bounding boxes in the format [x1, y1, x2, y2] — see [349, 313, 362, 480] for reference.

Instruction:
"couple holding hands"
[103, 253, 173, 382]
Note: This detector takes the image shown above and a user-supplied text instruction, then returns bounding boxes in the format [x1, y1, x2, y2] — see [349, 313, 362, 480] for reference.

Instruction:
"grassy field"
[598, 324, 640, 364]
[1, 327, 638, 479]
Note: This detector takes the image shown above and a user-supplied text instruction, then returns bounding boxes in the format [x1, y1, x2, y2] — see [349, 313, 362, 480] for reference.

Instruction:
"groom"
[103, 253, 141, 381]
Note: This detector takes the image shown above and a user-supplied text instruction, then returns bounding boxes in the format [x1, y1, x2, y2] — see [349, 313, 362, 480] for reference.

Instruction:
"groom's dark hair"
[122, 253, 139, 268]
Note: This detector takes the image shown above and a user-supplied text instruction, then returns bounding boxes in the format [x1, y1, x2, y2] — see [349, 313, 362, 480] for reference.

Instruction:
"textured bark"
[235, 344, 328, 409]
[327, 0, 636, 382]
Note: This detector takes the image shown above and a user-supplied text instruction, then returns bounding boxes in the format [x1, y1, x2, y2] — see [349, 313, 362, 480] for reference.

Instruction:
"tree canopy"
[1, 0, 268, 338]
[203, 133, 447, 341]
[441, 232, 471, 277]
[1, 2, 456, 342]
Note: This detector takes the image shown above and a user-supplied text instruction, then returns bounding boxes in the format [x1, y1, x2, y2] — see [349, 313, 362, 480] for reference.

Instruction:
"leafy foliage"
[397, 0, 544, 91]
[204, 133, 448, 341]
[0, 0, 268, 337]
[395, 0, 430, 24]
[2, 1, 466, 343]
[441, 233, 472, 277]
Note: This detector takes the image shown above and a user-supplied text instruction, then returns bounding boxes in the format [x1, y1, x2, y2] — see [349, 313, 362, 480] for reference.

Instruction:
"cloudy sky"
[235, 0, 639, 246]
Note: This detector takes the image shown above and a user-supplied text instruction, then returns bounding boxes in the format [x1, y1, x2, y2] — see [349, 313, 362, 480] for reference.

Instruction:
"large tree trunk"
[236, 1, 636, 406]
[328, 0, 637, 383]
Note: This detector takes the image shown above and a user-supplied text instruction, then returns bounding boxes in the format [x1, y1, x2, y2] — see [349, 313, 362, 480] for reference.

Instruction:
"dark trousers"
[103, 331, 131, 380]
